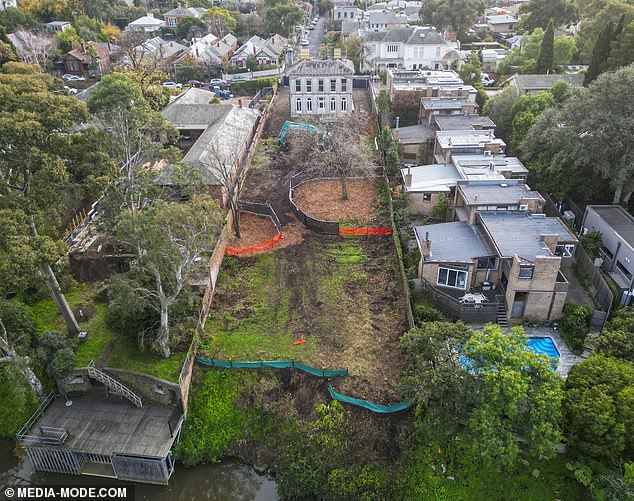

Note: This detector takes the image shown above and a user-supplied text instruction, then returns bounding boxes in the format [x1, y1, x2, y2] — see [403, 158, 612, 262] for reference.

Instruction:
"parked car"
[231, 75, 248, 82]
[187, 80, 205, 88]
[209, 78, 226, 86]
[63, 85, 78, 95]
[308, 25, 315, 30]
[62, 74, 85, 81]
[481, 73, 495, 87]
[162, 81, 183, 89]
[301, 39, 310, 46]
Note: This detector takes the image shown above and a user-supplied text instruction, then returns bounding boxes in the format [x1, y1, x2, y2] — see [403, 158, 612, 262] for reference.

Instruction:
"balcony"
[418, 279, 499, 323]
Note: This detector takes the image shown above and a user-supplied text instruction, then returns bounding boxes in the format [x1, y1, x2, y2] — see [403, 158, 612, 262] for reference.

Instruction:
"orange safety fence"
[225, 232, 283, 256]
[339, 227, 393, 236]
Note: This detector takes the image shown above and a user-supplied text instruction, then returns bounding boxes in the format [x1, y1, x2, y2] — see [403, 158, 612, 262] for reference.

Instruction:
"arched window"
[306, 98, 313, 112]
[341, 98, 347, 112]
[296, 98, 302, 113]
[330, 97, 336, 112]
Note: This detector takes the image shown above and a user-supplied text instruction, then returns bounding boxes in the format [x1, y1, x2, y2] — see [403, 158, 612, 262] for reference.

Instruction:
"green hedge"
[230, 77, 277, 96]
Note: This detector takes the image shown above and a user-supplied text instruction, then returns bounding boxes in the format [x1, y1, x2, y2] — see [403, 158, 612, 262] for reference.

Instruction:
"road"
[306, 16, 327, 58]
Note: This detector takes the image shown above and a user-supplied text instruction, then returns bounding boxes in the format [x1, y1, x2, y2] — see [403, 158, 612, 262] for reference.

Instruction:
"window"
[435, 47, 441, 57]
[337, 11, 341, 18]
[306, 98, 313, 112]
[330, 79, 336, 92]
[330, 97, 337, 111]
[477, 257, 498, 270]
[341, 97, 347, 111]
[341, 78, 347, 92]
[518, 266, 534, 279]
[344, 11, 348, 18]
[422, 193, 432, 202]
[351, 11, 355, 18]
[437, 267, 468, 289]
[318, 97, 325, 110]
[601, 246, 614, 260]
[168, 17, 176, 28]
[306, 79, 312, 92]
[295, 79, 301, 92]
[617, 260, 633, 280]
[318, 79, 324, 92]
[296, 98, 302, 113]
[387, 44, 398, 53]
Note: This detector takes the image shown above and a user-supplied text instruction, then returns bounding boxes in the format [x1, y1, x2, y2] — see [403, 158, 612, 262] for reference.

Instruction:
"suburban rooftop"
[459, 180, 545, 205]
[414, 221, 496, 262]
[586, 205, 634, 250]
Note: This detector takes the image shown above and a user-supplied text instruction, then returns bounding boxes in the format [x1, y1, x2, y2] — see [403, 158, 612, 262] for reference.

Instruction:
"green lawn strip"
[104, 335, 185, 383]
[75, 302, 113, 366]
[202, 254, 313, 360]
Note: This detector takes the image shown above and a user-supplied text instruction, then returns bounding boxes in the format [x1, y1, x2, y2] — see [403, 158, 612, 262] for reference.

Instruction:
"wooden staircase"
[87, 361, 143, 408]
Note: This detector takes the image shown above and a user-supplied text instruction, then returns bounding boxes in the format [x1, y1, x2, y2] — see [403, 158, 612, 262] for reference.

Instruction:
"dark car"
[188, 80, 205, 88]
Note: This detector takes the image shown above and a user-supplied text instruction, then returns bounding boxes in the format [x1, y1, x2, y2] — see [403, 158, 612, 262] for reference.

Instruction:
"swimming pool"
[527, 337, 560, 360]
[460, 336, 560, 372]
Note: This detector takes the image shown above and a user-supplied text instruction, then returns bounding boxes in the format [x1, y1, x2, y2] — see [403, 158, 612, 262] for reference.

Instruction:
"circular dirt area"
[292, 179, 379, 223]
[229, 212, 279, 248]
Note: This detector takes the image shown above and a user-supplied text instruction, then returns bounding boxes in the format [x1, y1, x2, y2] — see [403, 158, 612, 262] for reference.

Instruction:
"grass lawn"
[18, 284, 117, 367]
[105, 335, 186, 383]
[201, 253, 314, 361]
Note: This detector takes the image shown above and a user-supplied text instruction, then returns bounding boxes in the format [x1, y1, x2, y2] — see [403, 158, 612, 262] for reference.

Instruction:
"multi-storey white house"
[363, 27, 460, 71]
[287, 59, 355, 118]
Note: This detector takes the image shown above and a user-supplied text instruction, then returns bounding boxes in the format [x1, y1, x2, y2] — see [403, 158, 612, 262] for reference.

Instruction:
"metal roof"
[415, 221, 496, 262]
[585, 205, 634, 250]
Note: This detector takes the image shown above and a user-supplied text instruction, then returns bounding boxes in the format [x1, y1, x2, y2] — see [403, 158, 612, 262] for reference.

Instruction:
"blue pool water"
[460, 336, 560, 372]
[527, 337, 560, 359]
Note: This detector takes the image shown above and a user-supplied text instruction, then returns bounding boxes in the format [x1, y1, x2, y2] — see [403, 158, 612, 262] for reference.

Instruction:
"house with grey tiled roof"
[506, 73, 585, 96]
[366, 10, 407, 31]
[363, 26, 460, 71]
[160, 88, 260, 187]
[163, 4, 206, 29]
[287, 59, 355, 118]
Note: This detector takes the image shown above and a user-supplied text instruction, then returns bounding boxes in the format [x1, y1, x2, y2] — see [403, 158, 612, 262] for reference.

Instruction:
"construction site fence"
[289, 172, 392, 236]
[328, 385, 413, 413]
[239, 201, 283, 232]
[226, 231, 283, 256]
[196, 356, 348, 377]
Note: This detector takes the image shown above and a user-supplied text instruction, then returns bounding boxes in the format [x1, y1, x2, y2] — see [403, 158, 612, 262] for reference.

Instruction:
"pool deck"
[471, 325, 585, 378]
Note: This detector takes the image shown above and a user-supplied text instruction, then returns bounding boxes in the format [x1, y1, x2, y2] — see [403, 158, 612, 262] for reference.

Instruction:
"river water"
[0, 439, 278, 500]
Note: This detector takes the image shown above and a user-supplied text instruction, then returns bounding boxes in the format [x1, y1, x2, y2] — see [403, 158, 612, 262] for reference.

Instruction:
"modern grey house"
[287, 59, 355, 118]
[581, 205, 634, 306]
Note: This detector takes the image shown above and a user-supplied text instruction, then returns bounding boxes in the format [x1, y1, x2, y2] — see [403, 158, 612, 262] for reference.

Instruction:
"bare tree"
[14, 29, 56, 68]
[287, 114, 376, 200]
[201, 143, 251, 239]
[0, 318, 43, 397]
[112, 30, 167, 86]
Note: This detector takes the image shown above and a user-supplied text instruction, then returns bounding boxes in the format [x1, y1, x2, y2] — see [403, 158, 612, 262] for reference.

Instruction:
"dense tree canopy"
[564, 355, 634, 457]
[519, 0, 579, 32]
[420, 0, 486, 38]
[521, 66, 634, 204]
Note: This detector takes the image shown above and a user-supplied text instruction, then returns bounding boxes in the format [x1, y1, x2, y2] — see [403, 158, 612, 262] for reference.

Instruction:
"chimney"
[148, 12, 154, 18]
[419, 232, 431, 257]
[170, 42, 173, 47]
[80, 41, 86, 53]
[238, 99, 242, 108]
[392, 128, 400, 141]
[404, 167, 412, 188]
[395, 116, 400, 129]
[107, 40, 111, 52]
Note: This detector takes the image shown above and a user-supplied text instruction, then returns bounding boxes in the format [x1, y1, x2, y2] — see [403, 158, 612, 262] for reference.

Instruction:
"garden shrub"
[413, 302, 445, 325]
[561, 303, 592, 352]
[579, 230, 602, 259]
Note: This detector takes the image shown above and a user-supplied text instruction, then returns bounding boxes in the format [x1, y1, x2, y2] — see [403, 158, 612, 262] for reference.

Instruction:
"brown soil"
[292, 179, 380, 224]
[228, 212, 279, 248]
[261, 87, 291, 140]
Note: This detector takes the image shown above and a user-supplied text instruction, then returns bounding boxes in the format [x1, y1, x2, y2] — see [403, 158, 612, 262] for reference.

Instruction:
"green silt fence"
[195, 356, 348, 377]
[328, 385, 414, 413]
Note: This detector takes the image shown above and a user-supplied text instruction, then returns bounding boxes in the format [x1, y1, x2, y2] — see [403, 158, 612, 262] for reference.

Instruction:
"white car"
[301, 39, 310, 46]
[63, 85, 78, 95]
[481, 74, 495, 87]
[62, 74, 85, 82]
[162, 81, 183, 89]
